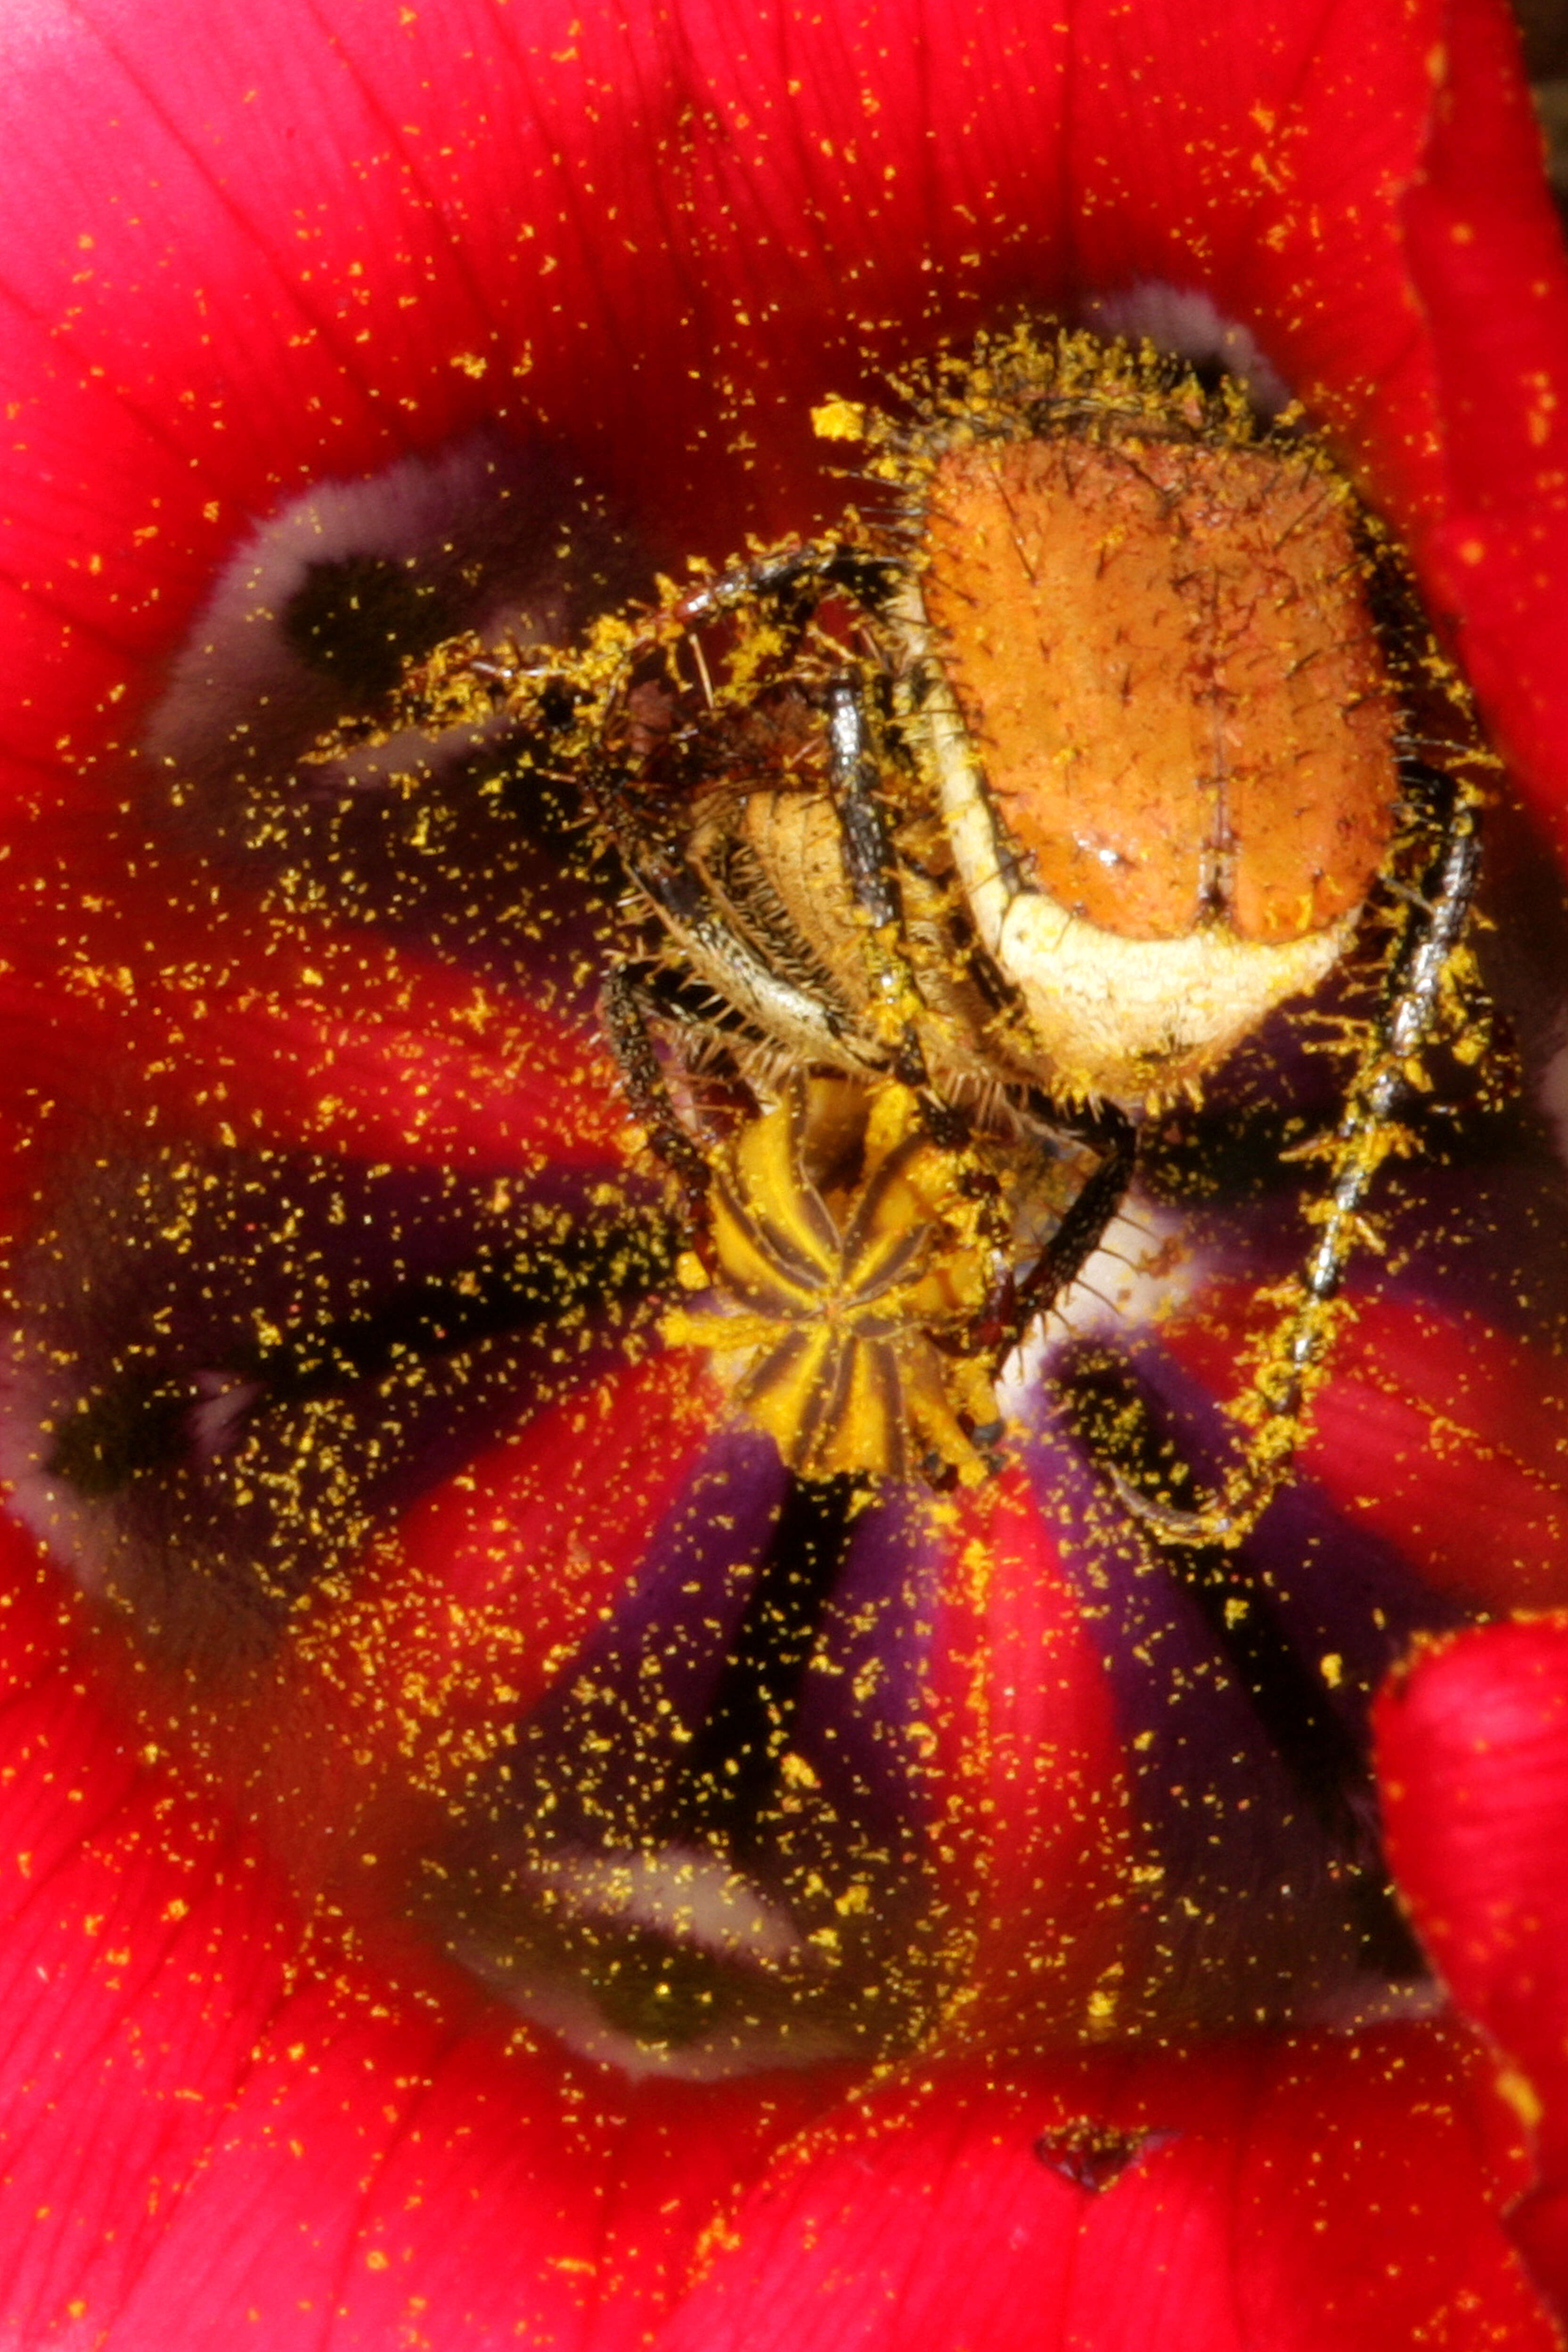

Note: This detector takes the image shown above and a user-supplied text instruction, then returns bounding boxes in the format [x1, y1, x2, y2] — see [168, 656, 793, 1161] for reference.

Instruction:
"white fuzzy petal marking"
[145, 429, 632, 806]
[1080, 283, 1292, 416]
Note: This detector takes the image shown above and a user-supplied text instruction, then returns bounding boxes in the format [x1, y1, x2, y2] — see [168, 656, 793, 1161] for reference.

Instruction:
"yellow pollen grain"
[811, 398, 866, 442]
[1497, 2065, 1544, 2132]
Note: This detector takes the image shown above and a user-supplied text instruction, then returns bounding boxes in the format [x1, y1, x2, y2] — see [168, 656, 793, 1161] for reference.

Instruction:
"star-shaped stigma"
[663, 1079, 1003, 1485]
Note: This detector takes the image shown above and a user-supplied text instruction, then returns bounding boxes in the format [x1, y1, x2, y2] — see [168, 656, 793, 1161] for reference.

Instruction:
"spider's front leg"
[818, 670, 970, 1127]
[820, 675, 925, 1078]
[1113, 766, 1486, 1551]
[599, 963, 716, 1223]
[972, 1101, 1139, 1370]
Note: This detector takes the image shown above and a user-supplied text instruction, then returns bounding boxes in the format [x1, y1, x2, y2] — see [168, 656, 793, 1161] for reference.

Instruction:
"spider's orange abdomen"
[921, 435, 1399, 947]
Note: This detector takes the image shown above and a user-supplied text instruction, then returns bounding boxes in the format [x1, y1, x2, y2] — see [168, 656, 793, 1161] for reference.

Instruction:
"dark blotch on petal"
[282, 552, 461, 700]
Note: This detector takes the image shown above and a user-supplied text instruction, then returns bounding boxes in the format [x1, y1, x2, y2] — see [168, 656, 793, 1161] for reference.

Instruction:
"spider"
[350, 327, 1492, 1542]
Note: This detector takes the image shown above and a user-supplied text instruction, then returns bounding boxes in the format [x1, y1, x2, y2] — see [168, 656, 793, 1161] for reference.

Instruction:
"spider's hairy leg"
[1116, 771, 1485, 1549]
[822, 669, 999, 1175]
[600, 964, 715, 1218]
[975, 1101, 1138, 1367]
[821, 674, 928, 1076]
[670, 536, 901, 636]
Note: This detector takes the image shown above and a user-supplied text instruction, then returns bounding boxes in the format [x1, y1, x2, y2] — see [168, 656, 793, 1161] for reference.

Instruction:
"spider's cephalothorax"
[342, 328, 1494, 1528]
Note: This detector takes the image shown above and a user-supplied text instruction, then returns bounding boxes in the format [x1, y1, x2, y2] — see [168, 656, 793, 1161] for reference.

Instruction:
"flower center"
[6, 328, 1559, 2081]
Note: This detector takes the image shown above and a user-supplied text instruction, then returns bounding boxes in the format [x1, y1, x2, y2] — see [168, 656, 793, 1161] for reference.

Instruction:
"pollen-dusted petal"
[1377, 1617, 1568, 2103]
[652, 2027, 1550, 2352]
[1401, 0, 1568, 840]
[0, 1524, 853, 2349]
[1377, 1617, 1568, 2319]
[1302, 1308, 1568, 1614]
[0, 850, 629, 1184]
[920, 1469, 1136, 2040]
[117, 953, 627, 1177]
[243, 1356, 716, 1882]
[40, 1962, 841, 2349]
[1162, 1284, 1568, 1614]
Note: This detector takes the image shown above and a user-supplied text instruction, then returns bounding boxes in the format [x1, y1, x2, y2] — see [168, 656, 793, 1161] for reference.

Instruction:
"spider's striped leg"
[820, 671, 963, 1135]
[600, 962, 714, 1219]
[975, 1102, 1138, 1368]
[1115, 770, 1484, 1550]
[668, 537, 891, 631]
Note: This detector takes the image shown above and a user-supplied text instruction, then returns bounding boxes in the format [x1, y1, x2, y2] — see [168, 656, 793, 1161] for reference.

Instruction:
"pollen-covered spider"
[336, 327, 1493, 1541]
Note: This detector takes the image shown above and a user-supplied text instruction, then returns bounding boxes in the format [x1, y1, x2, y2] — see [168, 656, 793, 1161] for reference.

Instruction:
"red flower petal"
[1377, 1617, 1568, 2319]
[0, 1525, 849, 2345]
[1, 0, 1567, 2340]
[1402, 0, 1568, 832]
[921, 1469, 1137, 2037]
[267, 1354, 716, 1890]
[652, 2029, 1549, 2350]
[89, 1973, 838, 2351]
